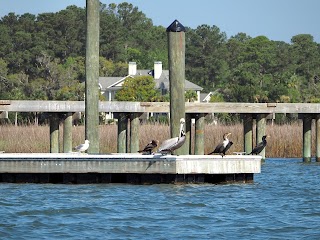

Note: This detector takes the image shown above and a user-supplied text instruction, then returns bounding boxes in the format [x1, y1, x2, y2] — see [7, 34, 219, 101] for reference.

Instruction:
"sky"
[1, 0, 319, 43]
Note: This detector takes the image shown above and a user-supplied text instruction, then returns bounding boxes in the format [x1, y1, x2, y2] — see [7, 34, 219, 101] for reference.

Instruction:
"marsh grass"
[0, 121, 313, 158]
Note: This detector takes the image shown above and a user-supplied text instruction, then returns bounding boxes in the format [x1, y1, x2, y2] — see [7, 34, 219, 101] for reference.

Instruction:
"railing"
[1, 100, 320, 162]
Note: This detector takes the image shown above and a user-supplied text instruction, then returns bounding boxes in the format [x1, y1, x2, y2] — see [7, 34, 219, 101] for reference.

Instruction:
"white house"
[99, 61, 203, 119]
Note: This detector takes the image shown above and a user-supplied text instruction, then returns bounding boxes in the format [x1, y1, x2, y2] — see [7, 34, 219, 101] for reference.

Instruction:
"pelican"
[138, 140, 159, 155]
[158, 118, 186, 155]
[74, 139, 90, 153]
[208, 132, 232, 156]
[249, 135, 270, 155]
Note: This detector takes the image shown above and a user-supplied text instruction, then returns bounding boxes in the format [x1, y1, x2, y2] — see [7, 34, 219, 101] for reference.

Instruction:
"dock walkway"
[0, 153, 261, 184]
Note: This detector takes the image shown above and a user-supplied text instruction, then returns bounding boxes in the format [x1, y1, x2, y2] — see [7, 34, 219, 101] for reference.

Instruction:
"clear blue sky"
[1, 0, 319, 43]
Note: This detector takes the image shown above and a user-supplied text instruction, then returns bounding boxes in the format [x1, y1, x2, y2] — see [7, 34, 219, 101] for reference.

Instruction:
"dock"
[0, 153, 261, 184]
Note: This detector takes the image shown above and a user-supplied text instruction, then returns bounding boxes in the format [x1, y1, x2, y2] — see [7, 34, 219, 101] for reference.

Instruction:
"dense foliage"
[0, 2, 320, 103]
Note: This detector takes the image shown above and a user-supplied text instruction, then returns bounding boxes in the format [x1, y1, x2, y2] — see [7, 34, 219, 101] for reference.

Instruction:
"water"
[0, 158, 319, 239]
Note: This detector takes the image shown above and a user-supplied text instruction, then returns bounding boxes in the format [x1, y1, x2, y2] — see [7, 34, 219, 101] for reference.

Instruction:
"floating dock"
[0, 153, 261, 184]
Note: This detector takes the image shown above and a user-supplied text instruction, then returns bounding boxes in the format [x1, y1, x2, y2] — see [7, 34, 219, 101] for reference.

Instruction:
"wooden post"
[316, 114, 320, 162]
[256, 114, 267, 160]
[243, 114, 253, 154]
[85, 0, 100, 153]
[117, 113, 128, 153]
[184, 114, 192, 154]
[130, 113, 140, 153]
[303, 114, 312, 162]
[194, 113, 205, 155]
[167, 19, 186, 155]
[63, 112, 73, 153]
[50, 113, 59, 153]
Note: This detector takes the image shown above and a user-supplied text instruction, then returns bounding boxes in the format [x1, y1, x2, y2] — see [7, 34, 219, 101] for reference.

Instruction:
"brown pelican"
[249, 135, 270, 155]
[158, 118, 186, 155]
[74, 139, 90, 153]
[208, 132, 232, 156]
[138, 140, 159, 155]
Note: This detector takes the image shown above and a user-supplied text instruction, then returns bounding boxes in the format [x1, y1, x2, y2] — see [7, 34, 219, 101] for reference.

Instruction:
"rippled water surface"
[0, 158, 319, 239]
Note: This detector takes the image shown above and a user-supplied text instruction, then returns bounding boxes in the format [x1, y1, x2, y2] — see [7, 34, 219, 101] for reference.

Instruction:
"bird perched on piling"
[74, 140, 90, 153]
[158, 118, 186, 155]
[138, 140, 159, 155]
[249, 135, 269, 155]
[208, 132, 232, 156]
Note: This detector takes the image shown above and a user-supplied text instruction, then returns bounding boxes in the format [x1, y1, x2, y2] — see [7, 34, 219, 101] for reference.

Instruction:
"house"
[99, 61, 203, 119]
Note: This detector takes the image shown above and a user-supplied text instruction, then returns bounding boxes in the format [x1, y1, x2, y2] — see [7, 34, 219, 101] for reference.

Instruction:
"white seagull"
[74, 140, 90, 153]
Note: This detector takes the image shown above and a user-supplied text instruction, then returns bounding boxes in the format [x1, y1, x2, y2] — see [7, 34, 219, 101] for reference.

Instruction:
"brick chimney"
[154, 61, 162, 79]
[128, 62, 137, 75]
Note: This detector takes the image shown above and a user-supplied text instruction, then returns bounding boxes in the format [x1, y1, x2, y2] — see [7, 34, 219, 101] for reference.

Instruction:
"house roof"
[99, 69, 203, 91]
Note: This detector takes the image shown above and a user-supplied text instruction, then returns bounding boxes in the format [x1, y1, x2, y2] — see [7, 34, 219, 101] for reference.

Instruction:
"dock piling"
[243, 113, 253, 154]
[303, 114, 312, 162]
[167, 20, 187, 155]
[256, 114, 267, 160]
[85, 0, 100, 153]
[50, 113, 59, 153]
[316, 114, 320, 162]
[194, 113, 205, 155]
[63, 112, 73, 153]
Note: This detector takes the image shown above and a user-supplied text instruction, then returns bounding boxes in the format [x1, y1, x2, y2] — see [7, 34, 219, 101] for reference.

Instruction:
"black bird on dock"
[138, 140, 159, 155]
[208, 132, 232, 156]
[249, 135, 270, 155]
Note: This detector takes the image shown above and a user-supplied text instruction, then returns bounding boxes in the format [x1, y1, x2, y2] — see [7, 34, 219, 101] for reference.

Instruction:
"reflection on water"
[0, 159, 319, 239]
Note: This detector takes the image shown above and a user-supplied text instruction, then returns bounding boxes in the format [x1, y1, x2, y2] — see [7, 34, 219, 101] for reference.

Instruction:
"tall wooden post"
[194, 113, 205, 155]
[167, 19, 186, 155]
[117, 113, 128, 153]
[50, 113, 59, 153]
[130, 113, 140, 153]
[316, 114, 320, 162]
[303, 114, 312, 162]
[85, 0, 100, 153]
[243, 114, 253, 154]
[63, 112, 73, 153]
[256, 114, 267, 160]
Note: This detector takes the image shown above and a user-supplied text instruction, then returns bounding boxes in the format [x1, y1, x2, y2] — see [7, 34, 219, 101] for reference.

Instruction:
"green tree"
[185, 90, 197, 102]
[186, 25, 229, 91]
[115, 75, 160, 101]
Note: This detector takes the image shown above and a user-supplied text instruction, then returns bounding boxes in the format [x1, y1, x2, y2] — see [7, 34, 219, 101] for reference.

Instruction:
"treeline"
[0, 2, 320, 104]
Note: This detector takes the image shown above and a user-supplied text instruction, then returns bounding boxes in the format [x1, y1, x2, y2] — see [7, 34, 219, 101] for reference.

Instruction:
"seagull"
[74, 140, 90, 153]
[208, 132, 232, 156]
[158, 118, 186, 155]
[138, 140, 159, 155]
[249, 135, 270, 155]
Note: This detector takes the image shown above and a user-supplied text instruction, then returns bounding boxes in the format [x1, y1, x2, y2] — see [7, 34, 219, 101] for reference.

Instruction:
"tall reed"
[0, 121, 313, 158]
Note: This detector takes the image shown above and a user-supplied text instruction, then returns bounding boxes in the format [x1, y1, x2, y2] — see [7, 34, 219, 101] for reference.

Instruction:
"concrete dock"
[0, 153, 261, 184]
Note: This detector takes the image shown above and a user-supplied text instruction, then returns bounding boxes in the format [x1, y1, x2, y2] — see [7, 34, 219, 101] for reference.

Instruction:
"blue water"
[0, 159, 319, 239]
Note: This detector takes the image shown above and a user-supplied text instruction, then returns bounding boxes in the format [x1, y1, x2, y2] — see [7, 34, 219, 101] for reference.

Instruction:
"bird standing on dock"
[249, 135, 269, 155]
[74, 140, 90, 153]
[158, 118, 186, 155]
[138, 140, 159, 155]
[208, 132, 232, 156]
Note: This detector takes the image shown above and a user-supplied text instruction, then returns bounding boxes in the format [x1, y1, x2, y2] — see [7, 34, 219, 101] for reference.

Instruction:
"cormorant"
[249, 135, 269, 155]
[158, 118, 186, 155]
[208, 132, 232, 156]
[74, 140, 90, 153]
[138, 140, 159, 155]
